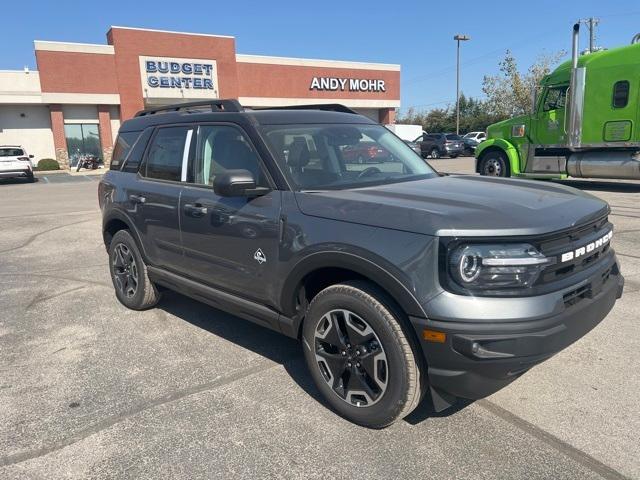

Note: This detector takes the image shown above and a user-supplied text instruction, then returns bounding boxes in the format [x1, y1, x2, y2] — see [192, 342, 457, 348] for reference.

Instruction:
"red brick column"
[379, 108, 396, 124]
[49, 104, 68, 169]
[98, 105, 113, 167]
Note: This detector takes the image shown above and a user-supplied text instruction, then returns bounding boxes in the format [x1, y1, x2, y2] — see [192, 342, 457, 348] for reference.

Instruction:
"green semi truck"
[476, 24, 640, 180]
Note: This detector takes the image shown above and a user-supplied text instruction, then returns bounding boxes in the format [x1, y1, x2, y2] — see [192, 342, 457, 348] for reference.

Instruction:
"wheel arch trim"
[102, 210, 149, 261]
[279, 251, 427, 324]
[475, 139, 521, 175]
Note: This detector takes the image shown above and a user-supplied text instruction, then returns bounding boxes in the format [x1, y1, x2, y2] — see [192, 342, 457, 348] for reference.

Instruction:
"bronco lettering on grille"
[560, 230, 612, 263]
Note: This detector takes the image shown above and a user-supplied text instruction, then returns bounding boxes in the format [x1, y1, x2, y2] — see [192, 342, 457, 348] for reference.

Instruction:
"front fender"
[475, 138, 521, 175]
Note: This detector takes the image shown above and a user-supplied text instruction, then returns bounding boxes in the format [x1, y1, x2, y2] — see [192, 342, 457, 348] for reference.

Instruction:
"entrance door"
[179, 124, 280, 304]
[64, 124, 102, 168]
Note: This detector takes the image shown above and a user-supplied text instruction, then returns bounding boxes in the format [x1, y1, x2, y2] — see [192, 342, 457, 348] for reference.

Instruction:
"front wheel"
[479, 150, 510, 177]
[430, 148, 440, 159]
[302, 281, 423, 428]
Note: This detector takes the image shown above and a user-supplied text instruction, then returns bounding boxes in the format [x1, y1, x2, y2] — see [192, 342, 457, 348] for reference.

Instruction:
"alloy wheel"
[314, 309, 388, 407]
[483, 158, 503, 176]
[112, 243, 138, 298]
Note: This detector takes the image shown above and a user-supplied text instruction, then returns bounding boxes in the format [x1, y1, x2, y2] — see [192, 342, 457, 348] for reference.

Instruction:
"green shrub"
[36, 158, 60, 171]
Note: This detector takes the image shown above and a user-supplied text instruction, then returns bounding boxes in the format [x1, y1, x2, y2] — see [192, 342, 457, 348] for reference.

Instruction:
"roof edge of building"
[108, 26, 235, 39]
[34, 41, 115, 55]
[236, 54, 401, 71]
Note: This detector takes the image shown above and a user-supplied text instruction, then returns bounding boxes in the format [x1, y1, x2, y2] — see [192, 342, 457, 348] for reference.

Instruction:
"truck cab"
[476, 25, 640, 181]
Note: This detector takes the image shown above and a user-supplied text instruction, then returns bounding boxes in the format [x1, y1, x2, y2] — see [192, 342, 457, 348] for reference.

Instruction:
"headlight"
[448, 243, 553, 290]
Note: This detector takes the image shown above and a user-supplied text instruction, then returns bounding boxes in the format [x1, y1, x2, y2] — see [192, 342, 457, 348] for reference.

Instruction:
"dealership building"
[0, 26, 400, 168]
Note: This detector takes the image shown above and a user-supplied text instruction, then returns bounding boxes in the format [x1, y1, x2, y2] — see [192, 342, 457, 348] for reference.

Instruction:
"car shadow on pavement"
[0, 177, 39, 185]
[553, 179, 640, 193]
[156, 289, 471, 426]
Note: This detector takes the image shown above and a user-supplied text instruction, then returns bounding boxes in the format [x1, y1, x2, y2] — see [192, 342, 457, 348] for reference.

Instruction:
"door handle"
[129, 194, 146, 204]
[183, 203, 208, 217]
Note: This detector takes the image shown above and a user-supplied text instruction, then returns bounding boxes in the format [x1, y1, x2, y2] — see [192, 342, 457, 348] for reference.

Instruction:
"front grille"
[536, 216, 612, 285]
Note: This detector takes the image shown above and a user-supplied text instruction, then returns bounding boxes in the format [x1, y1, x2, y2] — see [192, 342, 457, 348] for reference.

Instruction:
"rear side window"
[110, 132, 139, 170]
[0, 148, 24, 156]
[144, 127, 192, 182]
[612, 81, 630, 108]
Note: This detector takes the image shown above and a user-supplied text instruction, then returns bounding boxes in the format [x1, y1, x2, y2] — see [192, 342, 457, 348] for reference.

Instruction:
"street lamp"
[454, 34, 470, 135]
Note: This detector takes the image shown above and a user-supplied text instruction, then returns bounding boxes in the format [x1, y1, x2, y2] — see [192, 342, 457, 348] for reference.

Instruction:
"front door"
[533, 85, 569, 148]
[128, 125, 194, 270]
[179, 124, 280, 304]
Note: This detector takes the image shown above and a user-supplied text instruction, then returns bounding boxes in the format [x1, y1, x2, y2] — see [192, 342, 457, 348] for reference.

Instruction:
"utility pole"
[580, 17, 600, 53]
[453, 34, 470, 135]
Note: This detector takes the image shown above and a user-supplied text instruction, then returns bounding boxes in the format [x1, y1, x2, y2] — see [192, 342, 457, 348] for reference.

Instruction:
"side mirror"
[213, 169, 269, 197]
[29, 154, 34, 158]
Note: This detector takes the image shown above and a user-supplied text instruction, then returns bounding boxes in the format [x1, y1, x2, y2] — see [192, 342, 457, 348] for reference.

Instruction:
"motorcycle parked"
[76, 154, 99, 172]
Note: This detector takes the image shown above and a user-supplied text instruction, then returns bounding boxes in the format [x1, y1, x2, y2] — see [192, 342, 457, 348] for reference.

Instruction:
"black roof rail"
[253, 104, 358, 115]
[134, 99, 243, 117]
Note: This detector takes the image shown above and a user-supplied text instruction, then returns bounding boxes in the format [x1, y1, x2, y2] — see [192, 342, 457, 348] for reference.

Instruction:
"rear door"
[126, 125, 194, 270]
[179, 123, 281, 303]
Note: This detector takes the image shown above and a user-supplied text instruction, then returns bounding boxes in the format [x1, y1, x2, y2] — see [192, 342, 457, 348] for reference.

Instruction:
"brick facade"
[49, 104, 68, 169]
[97, 105, 113, 166]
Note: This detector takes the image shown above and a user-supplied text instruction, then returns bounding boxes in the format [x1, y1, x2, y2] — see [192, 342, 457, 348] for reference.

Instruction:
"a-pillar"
[98, 105, 113, 167]
[49, 104, 68, 169]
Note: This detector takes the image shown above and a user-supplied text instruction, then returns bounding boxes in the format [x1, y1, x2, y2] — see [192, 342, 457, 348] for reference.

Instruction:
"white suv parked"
[0, 146, 35, 182]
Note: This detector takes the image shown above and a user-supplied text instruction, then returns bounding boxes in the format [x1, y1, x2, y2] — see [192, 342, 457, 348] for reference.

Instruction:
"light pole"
[454, 34, 470, 135]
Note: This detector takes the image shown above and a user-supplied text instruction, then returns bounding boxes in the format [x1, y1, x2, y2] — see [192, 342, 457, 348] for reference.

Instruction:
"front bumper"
[412, 257, 623, 408]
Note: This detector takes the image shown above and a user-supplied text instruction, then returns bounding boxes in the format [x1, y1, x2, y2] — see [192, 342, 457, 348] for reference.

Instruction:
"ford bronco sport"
[99, 100, 624, 428]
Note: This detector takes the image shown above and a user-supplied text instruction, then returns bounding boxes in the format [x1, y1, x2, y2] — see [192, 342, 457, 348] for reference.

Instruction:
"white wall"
[0, 105, 55, 160]
[110, 106, 121, 142]
[0, 71, 42, 104]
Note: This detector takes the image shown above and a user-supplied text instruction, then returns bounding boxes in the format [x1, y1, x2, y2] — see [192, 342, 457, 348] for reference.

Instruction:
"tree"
[482, 49, 565, 118]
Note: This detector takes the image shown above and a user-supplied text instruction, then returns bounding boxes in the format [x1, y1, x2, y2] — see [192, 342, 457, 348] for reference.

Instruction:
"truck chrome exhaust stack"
[632, 33, 640, 44]
[567, 23, 586, 151]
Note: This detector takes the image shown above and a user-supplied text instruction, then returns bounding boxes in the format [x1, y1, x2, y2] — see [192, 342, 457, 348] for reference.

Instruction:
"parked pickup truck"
[100, 100, 623, 428]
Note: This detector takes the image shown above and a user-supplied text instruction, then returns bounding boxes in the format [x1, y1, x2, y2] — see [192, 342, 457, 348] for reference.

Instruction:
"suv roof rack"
[134, 99, 244, 117]
[254, 104, 358, 115]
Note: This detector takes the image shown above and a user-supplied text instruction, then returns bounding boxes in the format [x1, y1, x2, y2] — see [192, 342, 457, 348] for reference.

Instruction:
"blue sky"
[1, 0, 639, 113]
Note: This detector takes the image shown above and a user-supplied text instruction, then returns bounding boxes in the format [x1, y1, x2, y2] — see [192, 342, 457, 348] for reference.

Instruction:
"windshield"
[0, 148, 24, 157]
[261, 124, 436, 190]
[445, 134, 461, 141]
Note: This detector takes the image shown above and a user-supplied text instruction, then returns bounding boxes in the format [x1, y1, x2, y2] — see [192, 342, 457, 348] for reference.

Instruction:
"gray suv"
[100, 100, 623, 428]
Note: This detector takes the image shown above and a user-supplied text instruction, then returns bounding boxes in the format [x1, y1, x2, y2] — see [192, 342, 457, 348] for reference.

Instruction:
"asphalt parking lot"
[1, 162, 639, 479]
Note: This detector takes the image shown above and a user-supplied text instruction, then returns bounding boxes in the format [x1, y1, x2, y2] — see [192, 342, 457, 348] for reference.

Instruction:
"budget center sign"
[139, 56, 219, 99]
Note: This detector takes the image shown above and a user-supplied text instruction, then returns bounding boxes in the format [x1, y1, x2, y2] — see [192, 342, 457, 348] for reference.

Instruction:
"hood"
[294, 176, 609, 237]
[487, 115, 530, 140]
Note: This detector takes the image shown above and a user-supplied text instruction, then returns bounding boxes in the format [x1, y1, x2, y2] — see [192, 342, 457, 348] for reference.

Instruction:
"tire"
[302, 280, 423, 428]
[76, 161, 82, 173]
[430, 148, 440, 159]
[108, 229, 161, 310]
[479, 150, 510, 177]
[449, 154, 459, 159]
[26, 171, 35, 183]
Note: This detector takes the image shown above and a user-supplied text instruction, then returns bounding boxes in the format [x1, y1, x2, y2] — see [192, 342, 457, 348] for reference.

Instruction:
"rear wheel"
[26, 171, 35, 183]
[449, 154, 459, 159]
[108, 230, 160, 310]
[430, 148, 440, 159]
[479, 150, 510, 177]
[302, 281, 423, 428]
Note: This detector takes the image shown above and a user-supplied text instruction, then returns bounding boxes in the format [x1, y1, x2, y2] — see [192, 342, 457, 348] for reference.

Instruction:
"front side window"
[542, 86, 568, 112]
[144, 126, 191, 182]
[612, 80, 630, 108]
[191, 125, 268, 187]
[262, 124, 436, 190]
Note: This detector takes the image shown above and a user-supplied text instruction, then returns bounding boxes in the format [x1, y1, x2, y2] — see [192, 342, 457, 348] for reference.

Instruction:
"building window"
[612, 81, 630, 108]
[64, 124, 102, 168]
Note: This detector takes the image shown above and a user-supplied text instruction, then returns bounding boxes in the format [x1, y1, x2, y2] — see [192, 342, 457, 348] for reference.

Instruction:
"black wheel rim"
[431, 149, 439, 159]
[112, 243, 138, 298]
[314, 309, 388, 407]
